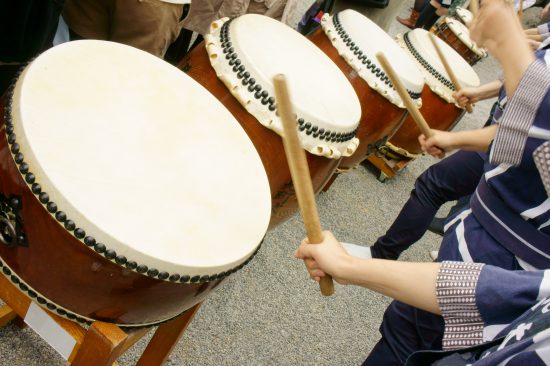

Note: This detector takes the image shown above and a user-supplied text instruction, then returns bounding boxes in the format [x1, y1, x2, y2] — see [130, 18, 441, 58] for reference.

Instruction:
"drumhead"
[205, 14, 361, 159]
[454, 7, 473, 24]
[9, 40, 271, 279]
[444, 17, 488, 58]
[321, 9, 424, 109]
[398, 29, 480, 104]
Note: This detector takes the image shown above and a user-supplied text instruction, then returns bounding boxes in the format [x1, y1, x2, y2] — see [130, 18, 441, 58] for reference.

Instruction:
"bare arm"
[469, 0, 535, 98]
[418, 124, 498, 159]
[294, 231, 441, 315]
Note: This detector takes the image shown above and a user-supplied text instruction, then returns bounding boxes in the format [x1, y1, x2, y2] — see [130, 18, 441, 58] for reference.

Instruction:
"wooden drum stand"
[0, 272, 202, 365]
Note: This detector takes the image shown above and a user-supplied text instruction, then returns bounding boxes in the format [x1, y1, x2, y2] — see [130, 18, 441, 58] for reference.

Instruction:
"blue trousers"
[370, 150, 485, 260]
[364, 150, 486, 364]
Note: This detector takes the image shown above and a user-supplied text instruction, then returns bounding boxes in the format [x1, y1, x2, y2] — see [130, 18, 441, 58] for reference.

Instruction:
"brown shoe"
[396, 9, 420, 29]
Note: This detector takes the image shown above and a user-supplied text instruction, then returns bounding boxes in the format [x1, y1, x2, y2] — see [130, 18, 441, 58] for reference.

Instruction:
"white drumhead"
[321, 10, 424, 108]
[205, 15, 361, 159]
[398, 29, 480, 104]
[445, 17, 488, 57]
[454, 7, 473, 24]
[10, 40, 271, 279]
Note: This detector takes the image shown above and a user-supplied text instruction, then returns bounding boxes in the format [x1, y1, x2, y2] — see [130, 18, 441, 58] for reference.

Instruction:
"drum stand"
[0, 272, 202, 365]
[364, 153, 413, 182]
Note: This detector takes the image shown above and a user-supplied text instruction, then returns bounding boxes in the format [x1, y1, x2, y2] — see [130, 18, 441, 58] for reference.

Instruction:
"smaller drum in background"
[311, 9, 424, 170]
[0, 40, 271, 326]
[182, 14, 361, 227]
[454, 7, 474, 24]
[384, 28, 480, 159]
[431, 16, 487, 65]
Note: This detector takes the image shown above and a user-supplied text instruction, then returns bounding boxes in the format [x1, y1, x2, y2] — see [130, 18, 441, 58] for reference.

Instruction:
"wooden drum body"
[385, 29, 480, 158]
[0, 41, 271, 327]
[431, 17, 487, 66]
[311, 10, 425, 169]
[182, 15, 362, 226]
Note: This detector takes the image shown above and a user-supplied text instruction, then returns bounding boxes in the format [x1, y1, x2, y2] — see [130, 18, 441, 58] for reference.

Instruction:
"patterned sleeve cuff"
[538, 22, 550, 36]
[437, 261, 485, 351]
[490, 60, 550, 166]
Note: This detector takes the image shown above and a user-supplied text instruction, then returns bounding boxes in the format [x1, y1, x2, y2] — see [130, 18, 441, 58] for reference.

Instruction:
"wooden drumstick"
[428, 33, 474, 113]
[272, 74, 335, 297]
[519, 0, 524, 22]
[375, 53, 433, 138]
[469, 0, 479, 17]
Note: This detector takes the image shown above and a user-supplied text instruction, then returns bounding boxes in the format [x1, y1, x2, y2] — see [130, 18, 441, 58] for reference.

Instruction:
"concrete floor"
[0, 2, 512, 365]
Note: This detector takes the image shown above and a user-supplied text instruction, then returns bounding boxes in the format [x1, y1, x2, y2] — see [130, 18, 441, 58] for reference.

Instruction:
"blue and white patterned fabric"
[439, 52, 550, 272]
[406, 261, 550, 365]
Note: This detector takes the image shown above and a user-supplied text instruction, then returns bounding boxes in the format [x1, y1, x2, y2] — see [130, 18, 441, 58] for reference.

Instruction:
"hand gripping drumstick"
[272, 74, 335, 297]
[375, 53, 433, 139]
[428, 33, 474, 113]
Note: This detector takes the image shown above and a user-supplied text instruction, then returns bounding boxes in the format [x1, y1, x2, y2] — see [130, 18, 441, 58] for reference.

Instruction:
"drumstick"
[428, 33, 474, 113]
[519, 0, 524, 22]
[272, 74, 335, 297]
[375, 53, 433, 138]
[469, 0, 479, 17]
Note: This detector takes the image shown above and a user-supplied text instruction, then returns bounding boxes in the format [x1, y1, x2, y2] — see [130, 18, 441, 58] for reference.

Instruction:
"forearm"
[447, 125, 498, 152]
[492, 33, 535, 98]
[476, 80, 503, 100]
[342, 258, 441, 315]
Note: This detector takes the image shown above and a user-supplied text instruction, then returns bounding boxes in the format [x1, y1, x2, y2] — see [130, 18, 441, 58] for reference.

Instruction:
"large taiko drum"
[310, 9, 424, 169]
[180, 14, 361, 226]
[0, 40, 271, 326]
[383, 28, 480, 159]
[431, 15, 487, 65]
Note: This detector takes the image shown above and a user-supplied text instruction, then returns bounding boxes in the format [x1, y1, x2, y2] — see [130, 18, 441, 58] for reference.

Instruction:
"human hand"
[541, 2, 550, 18]
[527, 38, 542, 50]
[452, 87, 480, 107]
[435, 6, 448, 16]
[294, 231, 352, 284]
[418, 130, 456, 158]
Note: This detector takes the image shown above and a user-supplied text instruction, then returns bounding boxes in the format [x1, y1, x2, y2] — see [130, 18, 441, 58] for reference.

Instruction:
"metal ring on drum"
[0, 40, 271, 326]
[180, 14, 362, 227]
[309, 9, 425, 170]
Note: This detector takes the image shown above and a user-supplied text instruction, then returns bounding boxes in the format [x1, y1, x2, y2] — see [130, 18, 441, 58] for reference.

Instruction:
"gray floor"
[0, 3, 523, 366]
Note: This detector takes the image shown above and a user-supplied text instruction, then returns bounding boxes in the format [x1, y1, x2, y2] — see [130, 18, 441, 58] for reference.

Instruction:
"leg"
[415, 2, 440, 30]
[396, 0, 428, 29]
[363, 301, 444, 365]
[370, 150, 484, 260]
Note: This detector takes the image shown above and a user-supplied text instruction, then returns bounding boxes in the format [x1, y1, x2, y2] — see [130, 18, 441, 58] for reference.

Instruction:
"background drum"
[180, 14, 361, 227]
[0, 40, 271, 326]
[368, 28, 480, 179]
[311, 9, 424, 170]
[431, 15, 487, 65]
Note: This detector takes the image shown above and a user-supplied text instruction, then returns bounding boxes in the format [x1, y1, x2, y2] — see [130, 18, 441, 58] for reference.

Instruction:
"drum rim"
[398, 30, 480, 105]
[3, 40, 271, 283]
[321, 9, 424, 109]
[443, 17, 488, 57]
[205, 15, 361, 160]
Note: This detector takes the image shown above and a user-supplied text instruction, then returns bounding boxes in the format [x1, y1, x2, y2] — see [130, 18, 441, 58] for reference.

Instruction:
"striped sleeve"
[534, 141, 550, 197]
[490, 60, 550, 166]
[436, 261, 485, 351]
[538, 22, 550, 37]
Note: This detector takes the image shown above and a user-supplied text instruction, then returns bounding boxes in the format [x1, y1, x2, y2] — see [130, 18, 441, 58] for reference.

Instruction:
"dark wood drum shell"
[0, 98, 242, 327]
[309, 28, 407, 169]
[431, 22, 482, 66]
[179, 44, 339, 227]
[388, 84, 465, 155]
